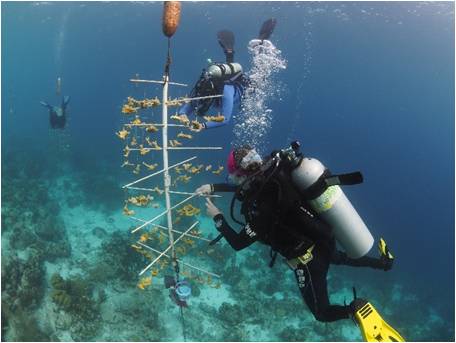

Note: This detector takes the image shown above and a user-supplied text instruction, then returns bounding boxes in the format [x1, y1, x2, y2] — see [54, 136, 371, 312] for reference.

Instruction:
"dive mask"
[240, 149, 262, 171]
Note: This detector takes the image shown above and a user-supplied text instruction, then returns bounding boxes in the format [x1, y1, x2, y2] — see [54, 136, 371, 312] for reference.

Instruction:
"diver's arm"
[213, 183, 237, 192]
[213, 214, 257, 251]
[204, 84, 234, 129]
[40, 101, 52, 110]
[195, 183, 236, 195]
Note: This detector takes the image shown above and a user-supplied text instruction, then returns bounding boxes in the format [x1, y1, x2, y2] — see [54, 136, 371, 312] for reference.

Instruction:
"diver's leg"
[61, 95, 70, 110]
[295, 258, 351, 322]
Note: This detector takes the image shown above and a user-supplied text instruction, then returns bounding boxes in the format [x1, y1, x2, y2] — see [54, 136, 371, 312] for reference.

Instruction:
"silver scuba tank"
[291, 157, 374, 258]
[207, 62, 243, 79]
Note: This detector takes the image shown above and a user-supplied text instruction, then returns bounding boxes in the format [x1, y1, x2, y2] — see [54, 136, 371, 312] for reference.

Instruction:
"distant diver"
[178, 18, 277, 131]
[40, 96, 70, 129]
[195, 142, 404, 342]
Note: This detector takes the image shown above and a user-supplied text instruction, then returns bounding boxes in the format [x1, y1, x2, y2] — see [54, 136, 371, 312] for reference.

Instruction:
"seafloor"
[1, 148, 453, 342]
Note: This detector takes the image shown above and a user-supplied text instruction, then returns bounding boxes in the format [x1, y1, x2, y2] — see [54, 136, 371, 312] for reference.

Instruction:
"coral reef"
[88, 230, 144, 283]
[1, 252, 45, 311]
[1, 304, 52, 342]
[76, 169, 125, 213]
[50, 272, 102, 340]
[217, 302, 245, 328]
[277, 325, 307, 341]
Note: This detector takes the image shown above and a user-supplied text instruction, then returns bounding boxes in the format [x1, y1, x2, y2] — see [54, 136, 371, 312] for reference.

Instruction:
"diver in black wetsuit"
[40, 96, 70, 129]
[196, 146, 395, 323]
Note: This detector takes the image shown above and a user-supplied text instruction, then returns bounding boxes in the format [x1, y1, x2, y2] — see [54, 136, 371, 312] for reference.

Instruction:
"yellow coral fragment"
[177, 204, 200, 217]
[166, 98, 185, 107]
[182, 163, 192, 171]
[116, 129, 129, 140]
[139, 233, 149, 242]
[142, 162, 158, 171]
[127, 96, 160, 109]
[122, 104, 138, 114]
[203, 115, 225, 122]
[123, 146, 131, 158]
[151, 187, 164, 195]
[137, 276, 152, 290]
[133, 164, 141, 174]
[190, 165, 203, 174]
[131, 117, 142, 125]
[139, 145, 150, 156]
[205, 165, 212, 171]
[177, 132, 192, 139]
[131, 137, 137, 146]
[151, 269, 159, 277]
[150, 140, 161, 150]
[121, 160, 134, 168]
[123, 204, 135, 216]
[212, 166, 224, 175]
[146, 124, 159, 133]
[152, 203, 160, 209]
[128, 195, 152, 207]
[170, 114, 190, 125]
[174, 166, 183, 174]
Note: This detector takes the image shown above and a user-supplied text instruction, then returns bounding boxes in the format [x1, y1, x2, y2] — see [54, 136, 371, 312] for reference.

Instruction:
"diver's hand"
[206, 198, 222, 218]
[195, 184, 212, 196]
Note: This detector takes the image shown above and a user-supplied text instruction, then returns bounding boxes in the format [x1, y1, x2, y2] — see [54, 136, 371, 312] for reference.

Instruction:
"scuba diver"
[40, 96, 70, 129]
[195, 143, 404, 341]
[178, 19, 277, 131]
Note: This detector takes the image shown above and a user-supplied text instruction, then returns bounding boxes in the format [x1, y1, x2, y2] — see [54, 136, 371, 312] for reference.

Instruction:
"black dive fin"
[217, 30, 235, 63]
[217, 30, 235, 52]
[258, 18, 277, 40]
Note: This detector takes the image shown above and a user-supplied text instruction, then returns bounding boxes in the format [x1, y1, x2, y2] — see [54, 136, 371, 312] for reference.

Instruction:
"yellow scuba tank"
[206, 62, 243, 80]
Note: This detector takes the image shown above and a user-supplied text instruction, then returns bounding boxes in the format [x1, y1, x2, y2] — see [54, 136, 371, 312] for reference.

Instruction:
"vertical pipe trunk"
[162, 75, 177, 262]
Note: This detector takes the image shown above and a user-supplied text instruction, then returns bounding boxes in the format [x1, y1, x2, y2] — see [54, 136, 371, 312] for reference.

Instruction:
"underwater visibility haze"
[1, 1, 455, 342]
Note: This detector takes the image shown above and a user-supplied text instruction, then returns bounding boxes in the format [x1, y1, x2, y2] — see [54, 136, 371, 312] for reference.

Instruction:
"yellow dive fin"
[353, 299, 405, 342]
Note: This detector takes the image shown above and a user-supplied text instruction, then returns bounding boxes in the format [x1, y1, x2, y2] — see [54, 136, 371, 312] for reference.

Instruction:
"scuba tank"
[282, 142, 374, 258]
[206, 62, 243, 80]
[191, 62, 243, 116]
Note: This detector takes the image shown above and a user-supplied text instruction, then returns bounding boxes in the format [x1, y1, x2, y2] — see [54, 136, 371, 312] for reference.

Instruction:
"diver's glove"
[378, 238, 394, 271]
[195, 184, 213, 196]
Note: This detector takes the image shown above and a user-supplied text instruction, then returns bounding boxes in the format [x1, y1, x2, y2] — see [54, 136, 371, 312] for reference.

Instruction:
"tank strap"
[302, 170, 363, 200]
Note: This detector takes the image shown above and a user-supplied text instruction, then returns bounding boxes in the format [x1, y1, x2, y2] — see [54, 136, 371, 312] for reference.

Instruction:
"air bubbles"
[233, 39, 287, 153]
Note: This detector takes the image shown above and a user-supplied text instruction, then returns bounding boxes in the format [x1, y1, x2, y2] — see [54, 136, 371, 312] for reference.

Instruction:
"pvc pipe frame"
[126, 75, 223, 280]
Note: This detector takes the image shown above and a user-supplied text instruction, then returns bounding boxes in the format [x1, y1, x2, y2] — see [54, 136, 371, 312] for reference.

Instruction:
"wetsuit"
[210, 179, 388, 323]
[178, 80, 244, 129]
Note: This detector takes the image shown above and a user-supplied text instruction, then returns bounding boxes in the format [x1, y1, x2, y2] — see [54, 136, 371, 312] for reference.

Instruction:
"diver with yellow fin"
[197, 142, 405, 341]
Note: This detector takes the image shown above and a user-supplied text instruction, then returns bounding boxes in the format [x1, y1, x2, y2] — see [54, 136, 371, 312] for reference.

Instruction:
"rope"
[165, 38, 172, 77]
[180, 306, 187, 341]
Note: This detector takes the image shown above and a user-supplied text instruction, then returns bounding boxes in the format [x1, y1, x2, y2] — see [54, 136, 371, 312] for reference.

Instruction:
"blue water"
[2, 2, 454, 341]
